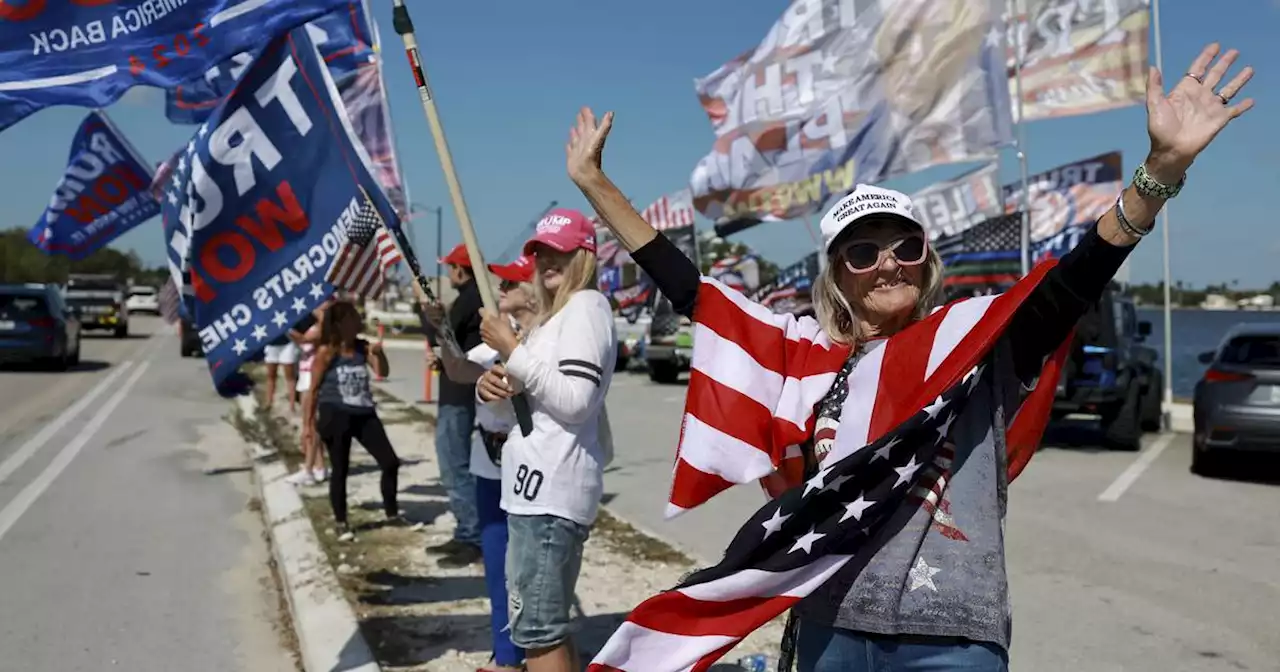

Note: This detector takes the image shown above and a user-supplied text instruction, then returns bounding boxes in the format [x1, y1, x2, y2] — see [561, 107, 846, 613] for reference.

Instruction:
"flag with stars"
[590, 262, 1071, 671]
[163, 25, 399, 395]
[325, 190, 403, 300]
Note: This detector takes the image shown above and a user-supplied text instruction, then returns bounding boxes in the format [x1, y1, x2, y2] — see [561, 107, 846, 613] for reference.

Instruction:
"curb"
[234, 394, 382, 672]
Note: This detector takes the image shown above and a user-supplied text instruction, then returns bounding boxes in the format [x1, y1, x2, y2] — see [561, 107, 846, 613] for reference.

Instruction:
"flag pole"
[390, 0, 534, 436]
[1151, 0, 1174, 415]
[1010, 0, 1033, 276]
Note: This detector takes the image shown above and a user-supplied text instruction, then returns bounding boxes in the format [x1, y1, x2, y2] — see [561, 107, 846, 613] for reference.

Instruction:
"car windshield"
[1219, 335, 1280, 367]
[129, 288, 156, 296]
[0, 294, 48, 317]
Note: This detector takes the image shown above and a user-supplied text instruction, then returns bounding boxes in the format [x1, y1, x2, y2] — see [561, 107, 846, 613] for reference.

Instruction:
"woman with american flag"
[565, 43, 1253, 672]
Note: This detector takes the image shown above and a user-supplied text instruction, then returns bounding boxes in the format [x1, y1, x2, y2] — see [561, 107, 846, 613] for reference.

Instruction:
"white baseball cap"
[820, 184, 924, 253]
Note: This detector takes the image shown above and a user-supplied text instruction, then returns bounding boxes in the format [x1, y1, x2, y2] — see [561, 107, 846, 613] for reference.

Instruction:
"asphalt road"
[0, 316, 296, 672]
[380, 343, 1280, 672]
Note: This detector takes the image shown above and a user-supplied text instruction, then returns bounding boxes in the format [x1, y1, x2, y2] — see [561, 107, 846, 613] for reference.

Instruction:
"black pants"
[317, 405, 400, 523]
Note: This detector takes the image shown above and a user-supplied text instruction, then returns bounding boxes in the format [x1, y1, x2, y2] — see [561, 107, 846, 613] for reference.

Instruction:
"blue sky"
[3, 1, 1277, 288]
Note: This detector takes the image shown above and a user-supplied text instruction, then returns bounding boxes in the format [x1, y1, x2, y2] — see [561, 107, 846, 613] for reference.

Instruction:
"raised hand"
[1145, 43, 1254, 183]
[566, 106, 614, 185]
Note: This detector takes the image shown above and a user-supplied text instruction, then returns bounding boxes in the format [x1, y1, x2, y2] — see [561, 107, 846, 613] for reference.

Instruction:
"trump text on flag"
[162, 26, 396, 390]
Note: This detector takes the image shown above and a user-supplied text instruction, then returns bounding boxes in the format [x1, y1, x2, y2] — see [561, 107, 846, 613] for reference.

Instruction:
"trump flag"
[161, 24, 398, 394]
[0, 0, 351, 131]
[164, 2, 374, 125]
[28, 110, 159, 260]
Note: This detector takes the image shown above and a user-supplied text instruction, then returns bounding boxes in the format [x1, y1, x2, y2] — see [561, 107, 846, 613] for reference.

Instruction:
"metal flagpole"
[390, 0, 534, 436]
[1010, 0, 1033, 276]
[1152, 0, 1174, 412]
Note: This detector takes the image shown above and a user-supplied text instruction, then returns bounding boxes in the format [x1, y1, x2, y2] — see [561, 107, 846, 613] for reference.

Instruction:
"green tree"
[0, 227, 164, 285]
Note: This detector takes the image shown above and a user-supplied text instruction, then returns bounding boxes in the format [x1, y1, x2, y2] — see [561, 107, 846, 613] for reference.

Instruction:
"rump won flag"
[0, 0, 352, 131]
[164, 25, 398, 394]
[689, 0, 1013, 235]
[1003, 151, 1122, 260]
[27, 110, 159, 260]
[593, 265, 1071, 671]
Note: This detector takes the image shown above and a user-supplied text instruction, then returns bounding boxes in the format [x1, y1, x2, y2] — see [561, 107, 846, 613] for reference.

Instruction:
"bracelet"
[1132, 163, 1184, 200]
[1114, 193, 1153, 238]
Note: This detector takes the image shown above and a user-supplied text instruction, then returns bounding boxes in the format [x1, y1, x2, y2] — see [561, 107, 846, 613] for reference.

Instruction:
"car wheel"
[69, 338, 81, 366]
[1140, 369, 1163, 432]
[1100, 379, 1142, 451]
[648, 360, 679, 384]
[1190, 440, 1223, 477]
[114, 324, 128, 339]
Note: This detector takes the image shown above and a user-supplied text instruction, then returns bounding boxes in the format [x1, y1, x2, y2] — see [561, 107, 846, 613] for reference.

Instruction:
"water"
[1138, 308, 1279, 398]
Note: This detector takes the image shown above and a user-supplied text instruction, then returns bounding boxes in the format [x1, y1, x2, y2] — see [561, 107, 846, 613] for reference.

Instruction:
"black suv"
[0, 284, 82, 370]
[1053, 284, 1163, 449]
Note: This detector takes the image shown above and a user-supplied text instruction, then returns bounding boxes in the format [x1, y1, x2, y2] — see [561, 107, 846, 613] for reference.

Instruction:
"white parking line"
[1098, 432, 1177, 502]
[0, 362, 150, 542]
[0, 361, 135, 486]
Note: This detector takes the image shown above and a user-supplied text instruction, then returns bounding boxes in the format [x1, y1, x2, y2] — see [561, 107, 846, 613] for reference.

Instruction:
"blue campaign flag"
[164, 2, 374, 125]
[27, 110, 159, 260]
[0, 0, 351, 132]
[159, 24, 398, 394]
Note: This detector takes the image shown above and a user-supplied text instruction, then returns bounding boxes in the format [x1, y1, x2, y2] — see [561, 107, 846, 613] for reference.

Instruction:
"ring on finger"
[1216, 91, 1230, 105]
[1185, 72, 1204, 84]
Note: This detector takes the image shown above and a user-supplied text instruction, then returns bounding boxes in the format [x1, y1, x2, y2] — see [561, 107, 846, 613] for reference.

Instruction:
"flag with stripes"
[935, 213, 1023, 289]
[589, 263, 1070, 671]
[326, 192, 403, 299]
[640, 189, 697, 231]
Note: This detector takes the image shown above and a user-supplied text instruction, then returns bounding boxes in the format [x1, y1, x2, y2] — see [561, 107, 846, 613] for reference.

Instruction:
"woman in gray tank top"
[302, 301, 403, 541]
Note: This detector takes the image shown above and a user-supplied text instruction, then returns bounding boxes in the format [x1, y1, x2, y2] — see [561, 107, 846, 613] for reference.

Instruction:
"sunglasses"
[499, 280, 521, 292]
[838, 233, 928, 274]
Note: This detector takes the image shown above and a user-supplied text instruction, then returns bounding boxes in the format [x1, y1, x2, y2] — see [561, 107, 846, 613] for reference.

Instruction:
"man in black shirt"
[415, 244, 484, 566]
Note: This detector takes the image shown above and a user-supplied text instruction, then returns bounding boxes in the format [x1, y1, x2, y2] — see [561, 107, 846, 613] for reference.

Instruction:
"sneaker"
[336, 523, 355, 542]
[437, 542, 482, 568]
[425, 539, 470, 555]
[285, 470, 315, 486]
[383, 515, 412, 528]
[311, 468, 327, 483]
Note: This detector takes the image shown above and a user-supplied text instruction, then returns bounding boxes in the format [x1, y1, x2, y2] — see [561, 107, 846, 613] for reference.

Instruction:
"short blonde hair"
[534, 247, 598, 324]
[812, 246, 944, 345]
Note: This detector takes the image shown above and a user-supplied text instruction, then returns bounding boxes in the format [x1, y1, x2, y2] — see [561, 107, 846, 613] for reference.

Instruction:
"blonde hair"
[534, 248, 598, 324]
[812, 246, 944, 345]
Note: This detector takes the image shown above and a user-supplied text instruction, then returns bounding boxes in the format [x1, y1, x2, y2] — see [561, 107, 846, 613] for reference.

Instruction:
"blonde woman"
[566, 40, 1253, 671]
[477, 209, 617, 672]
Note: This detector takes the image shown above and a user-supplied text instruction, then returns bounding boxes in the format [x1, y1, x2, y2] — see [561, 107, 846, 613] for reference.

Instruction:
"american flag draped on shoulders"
[326, 188, 403, 299]
[588, 262, 1071, 672]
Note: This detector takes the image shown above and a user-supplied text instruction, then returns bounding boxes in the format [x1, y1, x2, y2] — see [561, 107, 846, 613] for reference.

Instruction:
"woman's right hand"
[566, 106, 614, 186]
[477, 364, 516, 402]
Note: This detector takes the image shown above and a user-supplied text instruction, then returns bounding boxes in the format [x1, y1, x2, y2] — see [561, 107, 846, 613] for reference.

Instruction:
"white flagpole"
[1010, 0, 1033, 276]
[1151, 0, 1174, 412]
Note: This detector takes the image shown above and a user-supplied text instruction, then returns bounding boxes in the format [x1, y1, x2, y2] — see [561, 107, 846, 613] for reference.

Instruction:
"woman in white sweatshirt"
[478, 208, 617, 672]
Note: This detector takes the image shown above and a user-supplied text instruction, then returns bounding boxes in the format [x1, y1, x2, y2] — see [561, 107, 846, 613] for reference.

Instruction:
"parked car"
[0, 283, 82, 370]
[644, 297, 692, 384]
[1053, 285, 1163, 450]
[1191, 323, 1280, 475]
[179, 314, 203, 358]
[125, 285, 161, 314]
[65, 274, 129, 338]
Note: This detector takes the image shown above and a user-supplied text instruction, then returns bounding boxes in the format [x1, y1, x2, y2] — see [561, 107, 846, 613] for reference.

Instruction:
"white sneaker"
[311, 468, 328, 483]
[285, 470, 315, 486]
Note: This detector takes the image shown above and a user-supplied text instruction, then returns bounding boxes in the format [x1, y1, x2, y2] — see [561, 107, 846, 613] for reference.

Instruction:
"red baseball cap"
[439, 243, 472, 268]
[489, 255, 535, 284]
[523, 208, 597, 256]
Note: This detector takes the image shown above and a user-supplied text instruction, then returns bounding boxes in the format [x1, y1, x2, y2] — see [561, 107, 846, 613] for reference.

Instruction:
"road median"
[234, 379, 784, 669]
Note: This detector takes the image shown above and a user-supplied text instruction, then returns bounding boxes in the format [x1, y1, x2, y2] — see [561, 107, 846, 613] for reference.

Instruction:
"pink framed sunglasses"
[837, 233, 928, 274]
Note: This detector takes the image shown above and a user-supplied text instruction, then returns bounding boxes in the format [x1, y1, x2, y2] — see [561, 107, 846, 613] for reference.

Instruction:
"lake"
[1137, 308, 1279, 398]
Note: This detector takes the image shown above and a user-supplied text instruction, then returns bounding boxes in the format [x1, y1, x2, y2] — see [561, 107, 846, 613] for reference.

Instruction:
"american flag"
[935, 213, 1023, 288]
[326, 192, 403, 299]
[589, 264, 1069, 671]
[640, 189, 697, 231]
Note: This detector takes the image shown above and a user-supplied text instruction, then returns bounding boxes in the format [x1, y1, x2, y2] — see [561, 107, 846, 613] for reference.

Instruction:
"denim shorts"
[505, 513, 591, 650]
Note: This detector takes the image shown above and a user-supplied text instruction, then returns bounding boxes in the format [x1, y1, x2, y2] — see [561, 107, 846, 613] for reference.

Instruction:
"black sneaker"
[383, 515, 412, 528]
[336, 522, 355, 542]
[425, 539, 469, 555]
[436, 542, 482, 568]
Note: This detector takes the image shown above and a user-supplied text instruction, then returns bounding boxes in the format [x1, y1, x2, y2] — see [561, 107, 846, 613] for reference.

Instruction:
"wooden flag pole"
[390, 0, 534, 436]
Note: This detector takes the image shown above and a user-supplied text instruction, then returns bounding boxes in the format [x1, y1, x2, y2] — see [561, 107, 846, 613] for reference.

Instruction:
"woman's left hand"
[480, 309, 519, 359]
[1145, 43, 1254, 183]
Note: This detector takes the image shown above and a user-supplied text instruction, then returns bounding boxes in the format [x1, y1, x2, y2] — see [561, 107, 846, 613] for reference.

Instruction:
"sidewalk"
[252, 385, 786, 670]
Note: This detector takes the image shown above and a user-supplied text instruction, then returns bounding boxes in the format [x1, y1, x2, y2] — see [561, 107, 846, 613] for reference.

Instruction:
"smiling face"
[833, 219, 926, 331]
